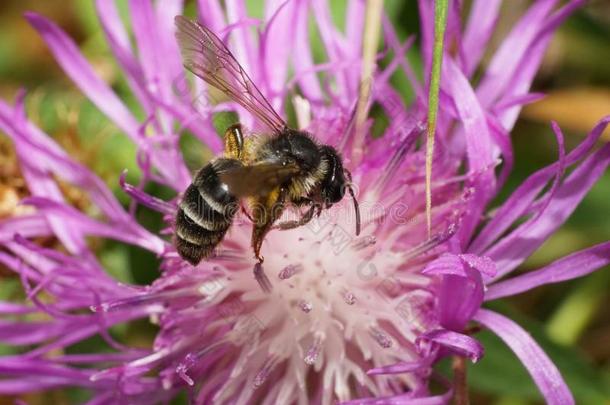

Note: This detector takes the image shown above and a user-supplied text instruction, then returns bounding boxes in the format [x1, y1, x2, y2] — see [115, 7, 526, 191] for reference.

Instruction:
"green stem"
[425, 0, 448, 236]
[452, 355, 469, 405]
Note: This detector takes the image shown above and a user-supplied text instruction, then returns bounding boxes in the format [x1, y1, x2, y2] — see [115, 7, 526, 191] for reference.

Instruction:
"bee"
[174, 16, 361, 268]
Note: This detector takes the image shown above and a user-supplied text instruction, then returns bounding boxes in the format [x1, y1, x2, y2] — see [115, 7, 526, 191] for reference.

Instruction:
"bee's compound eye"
[323, 182, 345, 204]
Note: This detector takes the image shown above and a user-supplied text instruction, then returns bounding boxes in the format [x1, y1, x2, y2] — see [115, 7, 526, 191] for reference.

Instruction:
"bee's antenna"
[344, 170, 361, 236]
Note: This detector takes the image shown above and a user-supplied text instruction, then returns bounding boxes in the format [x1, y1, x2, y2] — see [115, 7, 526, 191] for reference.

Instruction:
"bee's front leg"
[274, 202, 318, 230]
[241, 204, 254, 223]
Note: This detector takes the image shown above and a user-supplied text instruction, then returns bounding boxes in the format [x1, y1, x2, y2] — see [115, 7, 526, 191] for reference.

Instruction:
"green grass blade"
[425, 0, 448, 235]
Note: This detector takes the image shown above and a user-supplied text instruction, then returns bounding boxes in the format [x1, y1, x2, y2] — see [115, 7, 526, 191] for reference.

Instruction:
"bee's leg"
[241, 204, 254, 223]
[344, 169, 361, 236]
[292, 196, 314, 209]
[224, 124, 244, 159]
[274, 202, 317, 230]
[253, 262, 272, 293]
[250, 188, 287, 293]
[251, 187, 287, 263]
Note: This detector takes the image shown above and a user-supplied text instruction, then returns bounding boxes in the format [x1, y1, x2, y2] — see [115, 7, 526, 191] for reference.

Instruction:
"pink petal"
[292, 0, 323, 102]
[0, 302, 36, 315]
[0, 98, 132, 224]
[23, 197, 165, 254]
[0, 215, 50, 242]
[495, 0, 585, 130]
[476, 0, 557, 107]
[197, 0, 226, 32]
[343, 0, 365, 94]
[119, 172, 175, 215]
[486, 114, 513, 189]
[493, 92, 546, 113]
[0, 360, 99, 394]
[438, 272, 483, 332]
[488, 132, 610, 278]
[128, 0, 183, 112]
[0, 97, 85, 253]
[94, 0, 152, 112]
[311, 0, 353, 103]
[0, 378, 81, 395]
[155, 0, 185, 86]
[342, 381, 452, 405]
[0, 320, 69, 345]
[441, 57, 496, 245]
[486, 241, 610, 300]
[469, 117, 610, 254]
[367, 358, 430, 376]
[422, 253, 496, 278]
[97, 0, 223, 154]
[418, 329, 484, 362]
[225, 0, 260, 85]
[474, 309, 574, 405]
[423, 253, 490, 331]
[261, 0, 298, 106]
[381, 17, 423, 101]
[461, 0, 501, 77]
[25, 12, 141, 143]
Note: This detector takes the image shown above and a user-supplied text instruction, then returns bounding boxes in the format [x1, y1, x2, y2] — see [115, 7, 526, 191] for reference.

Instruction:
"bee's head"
[319, 146, 347, 206]
[318, 145, 361, 235]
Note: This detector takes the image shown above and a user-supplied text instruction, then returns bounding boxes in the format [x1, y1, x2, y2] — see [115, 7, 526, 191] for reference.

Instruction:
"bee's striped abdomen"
[175, 159, 241, 265]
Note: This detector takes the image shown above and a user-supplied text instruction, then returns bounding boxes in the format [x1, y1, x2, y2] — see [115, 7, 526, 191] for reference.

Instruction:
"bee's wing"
[175, 16, 287, 133]
[217, 162, 300, 197]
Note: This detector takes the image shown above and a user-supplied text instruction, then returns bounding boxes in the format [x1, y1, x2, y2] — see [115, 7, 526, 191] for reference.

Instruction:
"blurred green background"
[0, 1, 609, 404]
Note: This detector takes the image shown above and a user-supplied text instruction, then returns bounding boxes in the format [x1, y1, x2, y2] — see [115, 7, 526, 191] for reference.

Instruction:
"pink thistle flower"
[0, 1, 607, 404]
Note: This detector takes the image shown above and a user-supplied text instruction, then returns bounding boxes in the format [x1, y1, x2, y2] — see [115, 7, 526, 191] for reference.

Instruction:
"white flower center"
[205, 195, 434, 403]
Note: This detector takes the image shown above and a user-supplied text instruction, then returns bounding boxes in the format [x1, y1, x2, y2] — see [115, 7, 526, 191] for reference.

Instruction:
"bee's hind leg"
[224, 124, 244, 159]
[251, 187, 287, 261]
[250, 187, 288, 292]
[253, 262, 272, 293]
[252, 237, 271, 293]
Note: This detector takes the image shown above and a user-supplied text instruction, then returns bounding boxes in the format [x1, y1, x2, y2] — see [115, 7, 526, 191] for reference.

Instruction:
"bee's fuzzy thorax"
[240, 128, 328, 199]
[287, 155, 329, 200]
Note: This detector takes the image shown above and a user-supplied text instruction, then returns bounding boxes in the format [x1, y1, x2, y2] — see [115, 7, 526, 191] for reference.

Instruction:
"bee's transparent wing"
[217, 162, 300, 197]
[175, 16, 287, 132]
